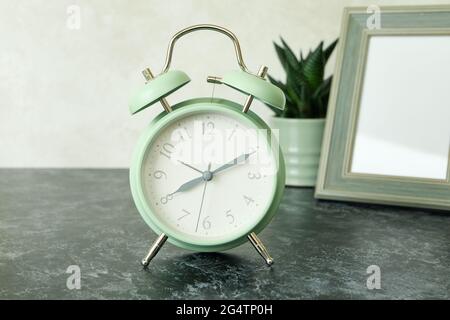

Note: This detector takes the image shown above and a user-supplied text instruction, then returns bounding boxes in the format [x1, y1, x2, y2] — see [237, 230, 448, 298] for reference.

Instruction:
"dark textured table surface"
[0, 169, 449, 299]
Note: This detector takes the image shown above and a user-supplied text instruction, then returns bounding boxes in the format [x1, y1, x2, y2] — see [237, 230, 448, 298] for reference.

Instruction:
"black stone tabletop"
[0, 169, 449, 299]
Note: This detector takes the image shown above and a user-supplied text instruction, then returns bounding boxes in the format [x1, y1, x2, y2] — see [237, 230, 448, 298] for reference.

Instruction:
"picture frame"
[315, 5, 450, 211]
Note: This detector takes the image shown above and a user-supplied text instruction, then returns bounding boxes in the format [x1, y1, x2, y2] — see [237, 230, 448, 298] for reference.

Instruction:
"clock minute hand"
[212, 151, 255, 175]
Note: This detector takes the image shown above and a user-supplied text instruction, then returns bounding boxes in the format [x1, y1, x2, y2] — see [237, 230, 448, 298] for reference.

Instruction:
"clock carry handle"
[159, 24, 271, 113]
[161, 24, 249, 73]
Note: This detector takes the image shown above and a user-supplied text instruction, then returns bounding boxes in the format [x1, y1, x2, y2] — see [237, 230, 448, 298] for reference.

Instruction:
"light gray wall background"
[1, 0, 449, 167]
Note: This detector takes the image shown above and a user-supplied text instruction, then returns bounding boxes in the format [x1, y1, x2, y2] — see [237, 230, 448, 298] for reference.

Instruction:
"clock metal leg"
[242, 65, 268, 113]
[206, 65, 268, 113]
[142, 68, 172, 113]
[141, 233, 168, 267]
[247, 232, 274, 266]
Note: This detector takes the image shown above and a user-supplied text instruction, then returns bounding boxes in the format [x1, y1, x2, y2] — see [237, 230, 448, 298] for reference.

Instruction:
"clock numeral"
[153, 170, 167, 179]
[174, 127, 191, 141]
[160, 143, 174, 159]
[183, 127, 192, 139]
[202, 216, 211, 230]
[160, 193, 173, 205]
[243, 195, 255, 206]
[225, 209, 234, 224]
[202, 121, 215, 135]
[178, 209, 191, 221]
[248, 171, 261, 179]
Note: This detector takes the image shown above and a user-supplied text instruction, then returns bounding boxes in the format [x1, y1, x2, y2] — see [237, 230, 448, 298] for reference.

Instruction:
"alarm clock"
[129, 24, 285, 267]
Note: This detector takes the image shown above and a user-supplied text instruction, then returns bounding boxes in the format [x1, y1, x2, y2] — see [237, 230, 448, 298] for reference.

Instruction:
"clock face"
[141, 109, 278, 244]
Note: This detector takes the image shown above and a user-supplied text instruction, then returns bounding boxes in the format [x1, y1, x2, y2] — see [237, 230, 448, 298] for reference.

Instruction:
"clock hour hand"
[177, 160, 203, 174]
[170, 175, 204, 195]
[212, 151, 256, 175]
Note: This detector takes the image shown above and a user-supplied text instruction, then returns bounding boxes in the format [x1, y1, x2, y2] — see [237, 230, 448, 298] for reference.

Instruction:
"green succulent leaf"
[280, 37, 301, 71]
[313, 76, 333, 118]
[273, 42, 289, 74]
[303, 41, 324, 91]
[313, 76, 332, 99]
[324, 39, 339, 61]
[267, 37, 338, 118]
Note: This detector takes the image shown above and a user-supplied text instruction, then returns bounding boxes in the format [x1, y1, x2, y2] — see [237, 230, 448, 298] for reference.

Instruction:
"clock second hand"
[195, 163, 211, 233]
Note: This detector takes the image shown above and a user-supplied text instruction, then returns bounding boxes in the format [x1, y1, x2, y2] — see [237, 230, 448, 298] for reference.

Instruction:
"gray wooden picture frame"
[315, 5, 450, 211]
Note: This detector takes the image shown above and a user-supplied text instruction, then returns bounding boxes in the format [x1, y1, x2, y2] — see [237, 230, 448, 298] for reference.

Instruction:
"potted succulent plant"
[266, 38, 338, 187]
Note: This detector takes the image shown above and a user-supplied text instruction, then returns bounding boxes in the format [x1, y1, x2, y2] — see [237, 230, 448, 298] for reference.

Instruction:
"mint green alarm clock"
[129, 25, 285, 267]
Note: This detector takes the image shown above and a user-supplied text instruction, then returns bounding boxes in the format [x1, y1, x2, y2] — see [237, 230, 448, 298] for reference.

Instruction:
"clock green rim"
[130, 97, 285, 252]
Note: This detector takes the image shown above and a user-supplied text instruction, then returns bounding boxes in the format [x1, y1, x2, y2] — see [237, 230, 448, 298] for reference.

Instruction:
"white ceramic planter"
[270, 117, 325, 187]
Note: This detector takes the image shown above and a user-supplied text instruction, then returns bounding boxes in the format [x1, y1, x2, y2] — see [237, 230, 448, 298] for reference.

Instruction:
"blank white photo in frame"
[350, 35, 450, 180]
